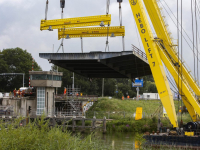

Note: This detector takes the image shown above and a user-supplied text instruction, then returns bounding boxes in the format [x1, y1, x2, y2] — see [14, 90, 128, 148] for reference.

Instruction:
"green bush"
[106, 118, 158, 133]
[0, 116, 110, 150]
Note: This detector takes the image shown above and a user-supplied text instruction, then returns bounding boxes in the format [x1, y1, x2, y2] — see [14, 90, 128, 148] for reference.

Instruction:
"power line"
[181, 0, 183, 122]
[195, 0, 199, 83]
[191, 0, 196, 80]
[177, 0, 180, 120]
[161, 0, 200, 62]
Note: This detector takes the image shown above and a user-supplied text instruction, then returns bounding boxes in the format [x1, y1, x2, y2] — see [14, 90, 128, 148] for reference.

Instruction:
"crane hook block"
[60, 0, 65, 8]
[117, 0, 123, 2]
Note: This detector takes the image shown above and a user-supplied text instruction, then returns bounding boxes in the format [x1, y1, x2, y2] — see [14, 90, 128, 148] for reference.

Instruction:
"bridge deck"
[39, 46, 151, 79]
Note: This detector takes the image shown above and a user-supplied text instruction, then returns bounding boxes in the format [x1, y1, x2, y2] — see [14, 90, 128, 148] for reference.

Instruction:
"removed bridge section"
[39, 45, 151, 79]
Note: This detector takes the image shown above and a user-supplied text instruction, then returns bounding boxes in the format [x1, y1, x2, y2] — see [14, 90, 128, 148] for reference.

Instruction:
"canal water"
[98, 132, 135, 150]
[80, 131, 136, 150]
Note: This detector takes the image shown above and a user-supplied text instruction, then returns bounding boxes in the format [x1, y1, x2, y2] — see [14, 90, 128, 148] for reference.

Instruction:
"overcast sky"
[0, 0, 199, 85]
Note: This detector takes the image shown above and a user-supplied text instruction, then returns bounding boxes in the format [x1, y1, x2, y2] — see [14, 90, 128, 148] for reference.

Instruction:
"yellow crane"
[40, 0, 199, 128]
[129, 0, 200, 127]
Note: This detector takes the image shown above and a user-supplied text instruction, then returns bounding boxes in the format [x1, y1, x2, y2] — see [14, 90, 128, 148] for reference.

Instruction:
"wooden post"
[81, 117, 85, 133]
[72, 118, 76, 132]
[26, 110, 29, 125]
[62, 118, 65, 131]
[92, 116, 96, 130]
[52, 117, 56, 127]
[103, 116, 106, 134]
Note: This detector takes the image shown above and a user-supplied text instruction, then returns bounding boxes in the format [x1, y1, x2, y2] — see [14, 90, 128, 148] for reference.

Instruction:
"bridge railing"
[132, 44, 148, 61]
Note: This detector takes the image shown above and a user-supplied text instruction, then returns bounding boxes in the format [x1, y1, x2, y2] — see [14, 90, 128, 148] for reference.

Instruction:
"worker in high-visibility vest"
[64, 88, 67, 95]
[22, 90, 25, 97]
[13, 88, 16, 97]
[18, 89, 21, 97]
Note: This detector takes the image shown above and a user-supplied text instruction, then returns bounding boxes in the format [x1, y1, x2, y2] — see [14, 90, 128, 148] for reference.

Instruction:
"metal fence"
[85, 111, 138, 119]
[132, 45, 148, 60]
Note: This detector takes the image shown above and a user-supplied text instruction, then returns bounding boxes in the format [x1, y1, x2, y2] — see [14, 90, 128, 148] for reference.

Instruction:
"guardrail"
[132, 44, 148, 60]
[55, 94, 98, 101]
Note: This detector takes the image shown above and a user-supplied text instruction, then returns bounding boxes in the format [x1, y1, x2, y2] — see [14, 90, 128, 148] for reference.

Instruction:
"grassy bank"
[86, 97, 192, 133]
[0, 116, 109, 150]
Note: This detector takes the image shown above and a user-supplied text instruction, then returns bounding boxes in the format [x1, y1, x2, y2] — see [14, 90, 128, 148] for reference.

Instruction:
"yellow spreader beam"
[58, 26, 125, 40]
[40, 14, 111, 30]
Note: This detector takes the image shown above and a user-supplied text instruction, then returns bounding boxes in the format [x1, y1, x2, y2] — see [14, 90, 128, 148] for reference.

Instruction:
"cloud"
[0, 35, 11, 48]
[0, 0, 199, 80]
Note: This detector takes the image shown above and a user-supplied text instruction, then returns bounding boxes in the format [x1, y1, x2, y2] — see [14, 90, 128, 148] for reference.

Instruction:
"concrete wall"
[1, 97, 36, 117]
[31, 80, 62, 87]
[29, 71, 63, 88]
[45, 87, 55, 117]
[29, 71, 63, 76]
[143, 93, 160, 99]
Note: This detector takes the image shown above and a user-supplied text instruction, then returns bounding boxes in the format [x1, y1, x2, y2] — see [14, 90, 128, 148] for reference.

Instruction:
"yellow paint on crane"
[129, 0, 177, 127]
[58, 26, 125, 40]
[163, 107, 168, 117]
[135, 107, 142, 120]
[185, 132, 194, 136]
[157, 45, 200, 121]
[143, 0, 200, 97]
[181, 97, 197, 122]
[40, 14, 111, 30]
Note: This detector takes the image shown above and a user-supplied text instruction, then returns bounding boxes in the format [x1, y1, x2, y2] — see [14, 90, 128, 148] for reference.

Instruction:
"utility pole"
[56, 66, 58, 95]
[136, 87, 139, 100]
[72, 72, 74, 95]
[102, 78, 104, 97]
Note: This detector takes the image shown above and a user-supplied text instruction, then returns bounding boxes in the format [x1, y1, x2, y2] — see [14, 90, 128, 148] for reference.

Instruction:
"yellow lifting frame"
[143, 0, 200, 97]
[128, 0, 177, 127]
[58, 26, 125, 40]
[40, 14, 111, 30]
[157, 45, 200, 121]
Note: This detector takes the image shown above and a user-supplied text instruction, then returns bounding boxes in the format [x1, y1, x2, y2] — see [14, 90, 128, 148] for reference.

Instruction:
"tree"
[56, 65, 156, 97]
[0, 48, 41, 92]
[104, 78, 116, 96]
[148, 83, 158, 93]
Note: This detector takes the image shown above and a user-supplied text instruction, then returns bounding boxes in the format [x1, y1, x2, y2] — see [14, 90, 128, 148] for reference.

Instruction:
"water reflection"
[95, 132, 135, 150]
[72, 130, 136, 150]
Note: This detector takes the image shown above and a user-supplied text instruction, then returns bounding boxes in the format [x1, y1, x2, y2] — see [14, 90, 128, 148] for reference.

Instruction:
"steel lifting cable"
[195, 0, 200, 46]
[81, 37, 83, 53]
[57, 38, 64, 53]
[177, 0, 180, 118]
[105, 0, 110, 52]
[60, 0, 65, 19]
[191, 0, 196, 80]
[119, 1, 125, 51]
[57, 0, 66, 53]
[105, 24, 110, 52]
[106, 0, 110, 15]
[166, 74, 179, 93]
[161, 0, 200, 61]
[45, 0, 49, 20]
[195, 0, 199, 85]
[195, 1, 200, 72]
[181, 0, 183, 123]
[57, 25, 66, 53]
